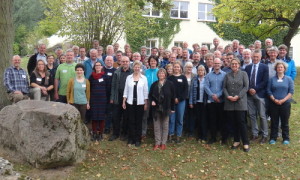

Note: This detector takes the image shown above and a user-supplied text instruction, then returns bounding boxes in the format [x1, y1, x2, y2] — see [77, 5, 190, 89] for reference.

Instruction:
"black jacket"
[27, 53, 47, 75]
[149, 80, 175, 117]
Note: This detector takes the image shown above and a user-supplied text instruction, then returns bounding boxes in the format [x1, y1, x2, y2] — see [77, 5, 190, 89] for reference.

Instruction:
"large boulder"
[0, 100, 89, 169]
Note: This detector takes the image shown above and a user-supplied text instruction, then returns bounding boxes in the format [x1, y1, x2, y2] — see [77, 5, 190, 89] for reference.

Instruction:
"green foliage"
[13, 0, 46, 55]
[42, 0, 126, 49]
[125, 3, 180, 52]
[207, 22, 289, 47]
[213, 0, 300, 48]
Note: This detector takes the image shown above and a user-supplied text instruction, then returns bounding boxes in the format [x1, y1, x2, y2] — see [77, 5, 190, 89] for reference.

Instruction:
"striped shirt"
[4, 66, 29, 94]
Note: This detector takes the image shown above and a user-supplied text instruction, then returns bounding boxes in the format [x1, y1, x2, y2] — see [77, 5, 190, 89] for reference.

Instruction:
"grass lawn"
[13, 61, 300, 179]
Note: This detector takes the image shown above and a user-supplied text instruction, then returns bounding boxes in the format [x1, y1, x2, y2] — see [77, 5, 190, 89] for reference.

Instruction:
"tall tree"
[214, 0, 300, 48]
[0, 0, 14, 109]
[42, 0, 126, 49]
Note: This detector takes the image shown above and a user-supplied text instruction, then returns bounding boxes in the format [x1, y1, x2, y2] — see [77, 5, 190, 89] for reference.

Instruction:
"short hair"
[157, 68, 167, 78]
[184, 61, 193, 68]
[252, 49, 262, 56]
[226, 52, 235, 57]
[230, 58, 241, 65]
[55, 48, 63, 53]
[47, 55, 55, 59]
[133, 60, 142, 68]
[89, 48, 97, 54]
[105, 56, 114, 61]
[148, 55, 159, 67]
[75, 63, 85, 71]
[93, 40, 99, 43]
[72, 45, 79, 49]
[274, 60, 288, 72]
[243, 49, 252, 54]
[268, 46, 279, 53]
[165, 63, 173, 70]
[232, 39, 239, 44]
[278, 44, 288, 51]
[254, 40, 262, 44]
[197, 65, 206, 75]
[265, 38, 273, 43]
[106, 45, 113, 50]
[38, 44, 46, 48]
[97, 46, 104, 50]
[204, 53, 214, 60]
[66, 49, 74, 53]
[140, 46, 147, 50]
[116, 50, 123, 54]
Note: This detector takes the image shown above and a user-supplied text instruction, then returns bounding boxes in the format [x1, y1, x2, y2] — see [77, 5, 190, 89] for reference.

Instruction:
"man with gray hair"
[232, 39, 239, 56]
[241, 49, 252, 69]
[130, 52, 147, 73]
[27, 43, 47, 75]
[54, 47, 63, 66]
[212, 37, 220, 52]
[4, 55, 30, 103]
[72, 45, 80, 58]
[84, 49, 105, 79]
[264, 46, 280, 78]
[103, 45, 117, 62]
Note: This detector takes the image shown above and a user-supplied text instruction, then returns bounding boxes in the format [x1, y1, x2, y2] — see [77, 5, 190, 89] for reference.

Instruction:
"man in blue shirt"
[4, 55, 30, 103]
[205, 58, 226, 144]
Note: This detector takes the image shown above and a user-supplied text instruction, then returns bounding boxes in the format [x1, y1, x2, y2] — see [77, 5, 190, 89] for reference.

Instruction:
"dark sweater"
[167, 75, 188, 102]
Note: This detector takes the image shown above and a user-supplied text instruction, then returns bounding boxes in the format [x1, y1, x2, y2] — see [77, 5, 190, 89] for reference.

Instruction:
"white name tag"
[62, 70, 67, 73]
[107, 72, 112, 76]
[277, 79, 283, 82]
[98, 78, 104, 82]
[22, 75, 26, 78]
[82, 84, 86, 88]
[177, 79, 183, 82]
[140, 69, 143, 72]
[36, 78, 42, 81]
[187, 78, 191, 81]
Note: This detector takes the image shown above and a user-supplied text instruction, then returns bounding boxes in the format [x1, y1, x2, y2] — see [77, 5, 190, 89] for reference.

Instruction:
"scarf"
[92, 71, 105, 80]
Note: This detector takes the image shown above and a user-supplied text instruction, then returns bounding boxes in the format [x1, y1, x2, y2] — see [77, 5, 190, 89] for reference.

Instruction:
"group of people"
[3, 37, 296, 152]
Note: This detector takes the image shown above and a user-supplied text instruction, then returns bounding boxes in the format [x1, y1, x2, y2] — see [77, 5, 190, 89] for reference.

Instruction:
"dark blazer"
[245, 63, 269, 98]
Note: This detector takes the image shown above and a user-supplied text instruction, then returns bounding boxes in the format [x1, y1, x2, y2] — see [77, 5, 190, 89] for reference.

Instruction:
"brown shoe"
[161, 144, 166, 150]
[153, 145, 160, 150]
[260, 137, 268, 144]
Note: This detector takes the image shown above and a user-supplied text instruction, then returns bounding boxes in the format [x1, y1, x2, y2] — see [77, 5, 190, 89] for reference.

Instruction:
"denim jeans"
[169, 100, 186, 137]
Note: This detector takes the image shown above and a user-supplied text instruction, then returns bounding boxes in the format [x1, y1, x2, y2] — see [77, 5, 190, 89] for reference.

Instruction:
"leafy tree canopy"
[214, 0, 300, 48]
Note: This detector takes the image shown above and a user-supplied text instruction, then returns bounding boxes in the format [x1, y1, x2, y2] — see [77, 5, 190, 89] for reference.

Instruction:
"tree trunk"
[283, 11, 300, 49]
[0, 0, 14, 109]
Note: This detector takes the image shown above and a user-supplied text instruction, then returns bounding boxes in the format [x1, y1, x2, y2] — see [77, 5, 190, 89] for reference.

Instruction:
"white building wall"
[290, 33, 300, 66]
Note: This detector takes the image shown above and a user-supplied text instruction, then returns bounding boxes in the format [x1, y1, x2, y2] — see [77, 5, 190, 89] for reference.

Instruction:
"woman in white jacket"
[123, 60, 148, 147]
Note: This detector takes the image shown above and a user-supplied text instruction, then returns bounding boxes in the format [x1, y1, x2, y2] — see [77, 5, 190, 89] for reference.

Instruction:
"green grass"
[13, 64, 300, 179]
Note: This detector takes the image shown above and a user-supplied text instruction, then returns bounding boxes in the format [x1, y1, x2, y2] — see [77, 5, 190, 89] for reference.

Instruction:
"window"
[171, 1, 189, 19]
[146, 40, 157, 55]
[174, 41, 183, 48]
[198, 3, 216, 21]
[143, 3, 161, 17]
[202, 43, 212, 50]
[289, 47, 293, 59]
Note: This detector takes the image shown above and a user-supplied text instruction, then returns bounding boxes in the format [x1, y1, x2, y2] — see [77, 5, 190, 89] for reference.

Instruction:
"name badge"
[82, 84, 86, 88]
[36, 78, 42, 81]
[107, 72, 112, 76]
[140, 69, 143, 72]
[62, 70, 67, 73]
[99, 78, 104, 82]
[177, 79, 183, 82]
[21, 75, 26, 78]
[277, 79, 283, 82]
[187, 78, 191, 81]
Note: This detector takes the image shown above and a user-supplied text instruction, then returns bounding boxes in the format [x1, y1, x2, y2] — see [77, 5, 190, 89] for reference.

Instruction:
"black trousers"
[207, 102, 224, 141]
[112, 93, 129, 137]
[127, 103, 144, 143]
[270, 101, 291, 141]
[195, 103, 207, 141]
[227, 111, 249, 145]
